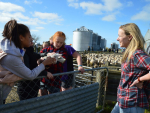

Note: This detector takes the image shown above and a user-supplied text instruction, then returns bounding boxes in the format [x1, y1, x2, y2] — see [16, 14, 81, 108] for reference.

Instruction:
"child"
[42, 41, 50, 49]
[39, 31, 67, 95]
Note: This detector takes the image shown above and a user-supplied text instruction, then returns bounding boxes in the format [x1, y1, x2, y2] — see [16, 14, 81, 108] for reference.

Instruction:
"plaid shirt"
[117, 50, 150, 109]
[40, 44, 67, 88]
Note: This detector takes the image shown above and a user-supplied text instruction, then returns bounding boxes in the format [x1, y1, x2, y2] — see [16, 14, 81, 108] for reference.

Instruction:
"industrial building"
[111, 42, 119, 51]
[144, 29, 150, 51]
[73, 26, 107, 51]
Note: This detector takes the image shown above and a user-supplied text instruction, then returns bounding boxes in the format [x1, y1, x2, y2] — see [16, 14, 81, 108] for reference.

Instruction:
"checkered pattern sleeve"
[134, 50, 150, 70]
[117, 50, 150, 109]
[40, 47, 49, 53]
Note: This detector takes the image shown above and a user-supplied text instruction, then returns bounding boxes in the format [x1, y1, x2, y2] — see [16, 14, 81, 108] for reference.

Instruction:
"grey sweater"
[0, 39, 45, 100]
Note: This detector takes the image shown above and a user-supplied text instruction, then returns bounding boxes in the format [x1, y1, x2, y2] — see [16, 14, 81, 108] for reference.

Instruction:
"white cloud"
[102, 0, 122, 12]
[102, 14, 116, 21]
[24, 0, 42, 5]
[68, 2, 79, 9]
[33, 12, 64, 24]
[31, 29, 39, 32]
[0, 4, 46, 26]
[67, 0, 78, 2]
[0, 2, 25, 12]
[20, 18, 46, 25]
[116, 22, 124, 25]
[24, 1, 30, 5]
[0, 12, 29, 23]
[131, 4, 150, 21]
[131, 11, 150, 21]
[143, 4, 150, 11]
[0, 2, 63, 26]
[36, 27, 44, 29]
[80, 0, 122, 15]
[80, 2, 103, 15]
[67, 0, 79, 9]
[55, 23, 61, 25]
[127, 1, 133, 7]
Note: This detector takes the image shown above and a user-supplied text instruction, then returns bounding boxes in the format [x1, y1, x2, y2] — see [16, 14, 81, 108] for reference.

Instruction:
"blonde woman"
[111, 23, 150, 113]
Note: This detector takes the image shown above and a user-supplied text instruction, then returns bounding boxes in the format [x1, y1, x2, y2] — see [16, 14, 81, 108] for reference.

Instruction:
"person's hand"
[37, 59, 44, 65]
[130, 79, 143, 89]
[47, 72, 54, 79]
[78, 66, 85, 74]
[47, 52, 55, 57]
[42, 57, 56, 66]
[41, 57, 45, 60]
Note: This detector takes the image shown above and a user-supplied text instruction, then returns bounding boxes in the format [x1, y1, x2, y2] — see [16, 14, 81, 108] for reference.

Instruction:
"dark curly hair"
[2, 19, 30, 49]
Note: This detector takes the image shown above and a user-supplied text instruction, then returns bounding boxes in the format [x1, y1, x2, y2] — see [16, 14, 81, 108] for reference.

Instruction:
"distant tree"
[31, 34, 40, 44]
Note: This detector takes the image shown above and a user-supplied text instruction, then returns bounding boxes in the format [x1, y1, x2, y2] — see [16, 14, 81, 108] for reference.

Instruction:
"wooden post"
[96, 70, 103, 107]
[102, 70, 107, 110]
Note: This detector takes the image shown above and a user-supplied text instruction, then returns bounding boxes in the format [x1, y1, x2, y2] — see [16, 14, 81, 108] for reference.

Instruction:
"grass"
[5, 87, 20, 104]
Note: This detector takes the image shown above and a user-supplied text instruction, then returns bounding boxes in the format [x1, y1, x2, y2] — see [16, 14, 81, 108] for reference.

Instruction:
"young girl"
[111, 23, 150, 113]
[39, 31, 67, 95]
[0, 19, 55, 104]
[42, 41, 50, 49]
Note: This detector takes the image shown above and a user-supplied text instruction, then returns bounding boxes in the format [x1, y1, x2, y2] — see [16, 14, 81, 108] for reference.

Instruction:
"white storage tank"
[144, 29, 150, 50]
[73, 26, 93, 51]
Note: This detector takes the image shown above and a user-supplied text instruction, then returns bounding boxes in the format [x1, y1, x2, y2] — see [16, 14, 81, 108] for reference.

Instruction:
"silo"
[92, 33, 98, 51]
[98, 36, 101, 50]
[73, 26, 93, 51]
[100, 38, 107, 50]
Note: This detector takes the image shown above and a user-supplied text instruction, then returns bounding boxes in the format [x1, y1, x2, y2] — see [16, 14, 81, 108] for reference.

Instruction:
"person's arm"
[72, 51, 85, 74]
[130, 73, 150, 88]
[72, 51, 82, 65]
[130, 52, 150, 88]
[40, 52, 47, 57]
[1, 55, 55, 80]
[139, 73, 150, 81]
[1, 55, 45, 80]
[38, 70, 54, 79]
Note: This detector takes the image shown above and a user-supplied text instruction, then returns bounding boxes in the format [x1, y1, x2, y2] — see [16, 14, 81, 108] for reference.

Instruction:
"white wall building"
[73, 26, 106, 51]
[144, 29, 150, 51]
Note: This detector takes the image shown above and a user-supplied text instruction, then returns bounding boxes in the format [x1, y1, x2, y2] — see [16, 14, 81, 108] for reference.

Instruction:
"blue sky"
[0, 0, 150, 48]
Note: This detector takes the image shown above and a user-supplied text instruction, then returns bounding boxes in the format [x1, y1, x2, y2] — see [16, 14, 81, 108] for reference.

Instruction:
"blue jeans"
[111, 102, 145, 113]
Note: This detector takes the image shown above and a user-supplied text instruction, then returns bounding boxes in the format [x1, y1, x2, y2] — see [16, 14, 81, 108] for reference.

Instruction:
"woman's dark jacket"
[17, 46, 47, 100]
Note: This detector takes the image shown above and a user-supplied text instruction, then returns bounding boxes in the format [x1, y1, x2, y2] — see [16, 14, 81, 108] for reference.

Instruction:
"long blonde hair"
[120, 23, 145, 63]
